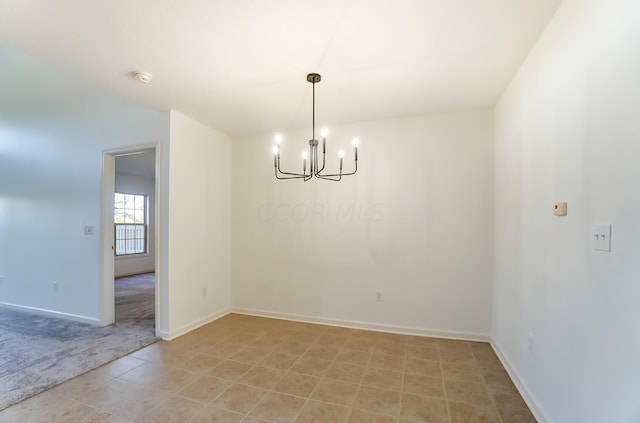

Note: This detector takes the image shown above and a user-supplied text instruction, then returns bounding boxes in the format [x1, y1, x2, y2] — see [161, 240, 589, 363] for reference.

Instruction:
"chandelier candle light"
[273, 73, 359, 181]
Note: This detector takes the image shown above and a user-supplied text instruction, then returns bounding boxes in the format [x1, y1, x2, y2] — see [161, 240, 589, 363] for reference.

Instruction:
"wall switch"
[553, 202, 567, 216]
[84, 225, 94, 235]
[592, 224, 611, 251]
[0, 276, 4, 285]
[376, 290, 383, 302]
[52, 281, 58, 292]
[528, 333, 533, 353]
[202, 288, 207, 297]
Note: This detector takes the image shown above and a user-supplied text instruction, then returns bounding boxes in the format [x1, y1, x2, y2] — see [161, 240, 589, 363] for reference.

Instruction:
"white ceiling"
[0, 0, 562, 137]
[115, 149, 156, 179]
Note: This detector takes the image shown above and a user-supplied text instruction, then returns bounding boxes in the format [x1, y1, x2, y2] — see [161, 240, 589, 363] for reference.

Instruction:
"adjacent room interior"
[0, 1, 638, 422]
[114, 149, 157, 330]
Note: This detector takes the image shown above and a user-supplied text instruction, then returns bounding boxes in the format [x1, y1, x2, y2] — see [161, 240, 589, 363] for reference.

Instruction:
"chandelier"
[272, 73, 359, 181]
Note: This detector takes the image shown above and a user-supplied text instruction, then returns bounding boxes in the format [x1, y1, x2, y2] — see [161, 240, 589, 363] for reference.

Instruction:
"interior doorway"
[114, 149, 156, 332]
[101, 145, 160, 336]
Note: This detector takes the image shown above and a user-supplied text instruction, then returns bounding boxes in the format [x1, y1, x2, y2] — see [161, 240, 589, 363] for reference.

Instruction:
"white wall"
[0, 45, 169, 323]
[232, 110, 494, 338]
[164, 111, 232, 338]
[493, 0, 640, 421]
[114, 172, 156, 277]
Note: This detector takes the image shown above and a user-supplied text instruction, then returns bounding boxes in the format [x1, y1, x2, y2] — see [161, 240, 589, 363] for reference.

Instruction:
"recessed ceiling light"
[133, 72, 152, 83]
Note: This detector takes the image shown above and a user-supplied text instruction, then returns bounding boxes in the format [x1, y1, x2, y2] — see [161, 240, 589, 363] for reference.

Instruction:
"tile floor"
[0, 314, 536, 422]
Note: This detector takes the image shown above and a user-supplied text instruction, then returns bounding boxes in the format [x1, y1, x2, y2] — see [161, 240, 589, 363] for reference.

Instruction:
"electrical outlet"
[528, 333, 533, 353]
[52, 281, 58, 292]
[202, 288, 207, 297]
[84, 225, 94, 235]
[376, 290, 383, 302]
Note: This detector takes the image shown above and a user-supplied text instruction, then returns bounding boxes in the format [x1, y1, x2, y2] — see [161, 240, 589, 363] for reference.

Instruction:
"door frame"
[100, 142, 163, 336]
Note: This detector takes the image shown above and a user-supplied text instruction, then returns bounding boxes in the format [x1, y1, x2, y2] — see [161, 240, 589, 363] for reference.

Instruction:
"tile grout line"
[214, 322, 275, 422]
[185, 328, 274, 422]
[232, 328, 292, 422]
[343, 331, 372, 423]
[351, 333, 401, 422]
[235, 325, 329, 422]
[473, 347, 505, 423]
[287, 326, 331, 423]
[439, 342, 453, 423]
[398, 339, 408, 422]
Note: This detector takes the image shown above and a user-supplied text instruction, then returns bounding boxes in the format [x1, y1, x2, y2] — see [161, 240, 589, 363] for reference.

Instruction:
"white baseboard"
[231, 307, 490, 342]
[491, 339, 551, 423]
[0, 302, 101, 325]
[157, 308, 231, 341]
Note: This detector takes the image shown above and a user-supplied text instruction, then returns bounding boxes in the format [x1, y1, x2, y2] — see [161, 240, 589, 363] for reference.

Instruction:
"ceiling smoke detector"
[133, 72, 152, 83]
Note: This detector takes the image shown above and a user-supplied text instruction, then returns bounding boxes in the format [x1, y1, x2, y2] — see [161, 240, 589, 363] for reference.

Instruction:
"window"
[114, 193, 147, 255]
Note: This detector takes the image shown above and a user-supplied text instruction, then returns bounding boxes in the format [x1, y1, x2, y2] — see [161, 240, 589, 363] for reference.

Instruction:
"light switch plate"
[592, 224, 611, 251]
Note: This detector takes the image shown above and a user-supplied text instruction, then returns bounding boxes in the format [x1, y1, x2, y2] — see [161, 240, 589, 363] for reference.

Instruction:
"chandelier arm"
[277, 170, 306, 177]
[308, 139, 321, 176]
[316, 144, 326, 174]
[275, 170, 307, 179]
[276, 155, 308, 178]
[317, 166, 357, 178]
[304, 146, 313, 181]
[276, 167, 307, 178]
[343, 160, 358, 176]
[317, 161, 356, 177]
[318, 170, 356, 177]
[315, 173, 342, 181]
